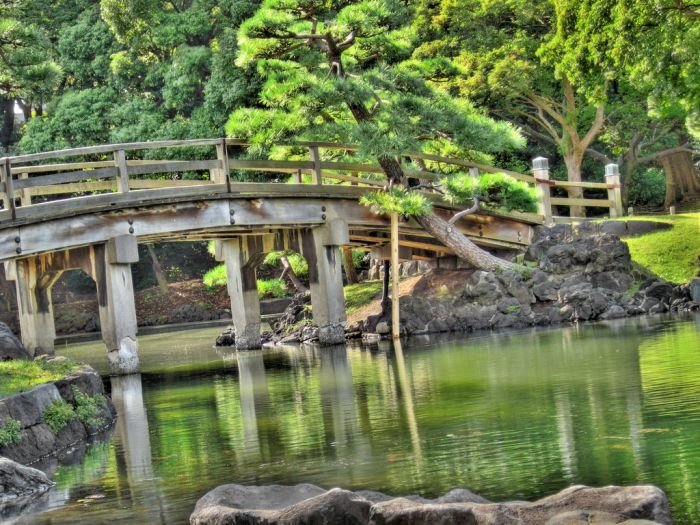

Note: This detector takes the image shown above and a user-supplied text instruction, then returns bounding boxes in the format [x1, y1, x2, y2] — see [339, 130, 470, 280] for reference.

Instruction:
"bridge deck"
[0, 139, 552, 262]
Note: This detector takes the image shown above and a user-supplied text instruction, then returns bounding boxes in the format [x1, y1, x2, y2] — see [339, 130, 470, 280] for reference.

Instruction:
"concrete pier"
[91, 237, 140, 375]
[300, 220, 348, 345]
[218, 236, 269, 350]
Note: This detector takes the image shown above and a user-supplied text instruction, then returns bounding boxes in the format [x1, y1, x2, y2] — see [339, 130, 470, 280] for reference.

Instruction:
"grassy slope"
[0, 359, 79, 398]
[344, 280, 383, 315]
[616, 213, 700, 284]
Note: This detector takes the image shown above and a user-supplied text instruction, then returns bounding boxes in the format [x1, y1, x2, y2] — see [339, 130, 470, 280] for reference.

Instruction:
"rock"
[375, 322, 390, 335]
[0, 322, 30, 361]
[520, 484, 672, 525]
[190, 483, 371, 525]
[2, 383, 62, 428]
[0, 456, 54, 518]
[191, 484, 672, 525]
[215, 327, 235, 347]
[643, 281, 675, 301]
[368, 498, 477, 525]
[600, 305, 626, 320]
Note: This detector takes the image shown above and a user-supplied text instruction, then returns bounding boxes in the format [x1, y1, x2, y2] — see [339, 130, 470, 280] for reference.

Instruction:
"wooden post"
[391, 212, 400, 340]
[627, 206, 634, 216]
[114, 149, 130, 193]
[2, 158, 16, 219]
[605, 164, 623, 218]
[215, 138, 231, 192]
[19, 173, 31, 207]
[533, 157, 553, 226]
[292, 169, 303, 184]
[469, 167, 479, 179]
[669, 205, 676, 215]
[309, 145, 322, 185]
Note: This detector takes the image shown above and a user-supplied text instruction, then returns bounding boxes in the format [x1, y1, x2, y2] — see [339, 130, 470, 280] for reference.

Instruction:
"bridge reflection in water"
[31, 316, 700, 524]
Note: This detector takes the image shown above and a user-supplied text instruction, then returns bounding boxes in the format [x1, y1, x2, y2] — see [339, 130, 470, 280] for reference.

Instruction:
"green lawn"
[616, 213, 700, 284]
[344, 280, 383, 314]
[0, 359, 79, 398]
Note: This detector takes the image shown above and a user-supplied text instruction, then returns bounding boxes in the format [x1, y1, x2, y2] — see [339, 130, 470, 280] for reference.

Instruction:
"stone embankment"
[0, 359, 116, 466]
[359, 223, 697, 338]
[190, 483, 672, 525]
[216, 223, 698, 346]
[0, 326, 116, 517]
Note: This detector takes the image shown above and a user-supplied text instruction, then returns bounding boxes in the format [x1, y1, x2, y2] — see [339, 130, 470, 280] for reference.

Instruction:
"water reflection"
[24, 314, 700, 525]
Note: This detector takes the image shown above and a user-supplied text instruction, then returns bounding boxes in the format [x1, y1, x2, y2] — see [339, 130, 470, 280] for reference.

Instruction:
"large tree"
[411, 0, 616, 217]
[229, 0, 536, 271]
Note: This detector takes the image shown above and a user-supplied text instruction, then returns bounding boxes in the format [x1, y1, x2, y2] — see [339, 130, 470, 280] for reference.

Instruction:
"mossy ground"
[613, 213, 700, 284]
[344, 280, 383, 315]
[0, 359, 79, 398]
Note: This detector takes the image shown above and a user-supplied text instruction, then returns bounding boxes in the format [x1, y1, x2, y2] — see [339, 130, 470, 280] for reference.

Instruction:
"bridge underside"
[0, 195, 536, 374]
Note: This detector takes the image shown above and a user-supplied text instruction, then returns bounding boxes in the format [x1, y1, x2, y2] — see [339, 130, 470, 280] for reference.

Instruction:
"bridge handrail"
[0, 138, 621, 224]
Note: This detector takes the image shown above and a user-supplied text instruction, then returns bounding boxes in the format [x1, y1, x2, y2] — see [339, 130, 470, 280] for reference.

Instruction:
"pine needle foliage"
[444, 173, 539, 213]
[360, 188, 431, 216]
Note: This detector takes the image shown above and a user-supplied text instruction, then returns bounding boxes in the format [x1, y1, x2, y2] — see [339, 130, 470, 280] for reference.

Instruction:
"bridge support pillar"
[5, 260, 60, 356]
[91, 237, 140, 375]
[300, 220, 348, 345]
[219, 237, 269, 350]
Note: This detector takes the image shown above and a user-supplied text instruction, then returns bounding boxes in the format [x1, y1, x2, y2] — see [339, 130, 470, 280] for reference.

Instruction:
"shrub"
[262, 251, 309, 277]
[203, 264, 227, 288]
[43, 400, 75, 433]
[0, 419, 22, 446]
[257, 278, 288, 298]
[628, 168, 665, 207]
[73, 387, 107, 429]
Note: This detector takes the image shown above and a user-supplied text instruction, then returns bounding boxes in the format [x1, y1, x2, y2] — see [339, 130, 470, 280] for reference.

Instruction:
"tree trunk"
[342, 247, 359, 284]
[146, 244, 169, 293]
[562, 151, 585, 218]
[415, 212, 516, 271]
[381, 260, 390, 315]
[280, 255, 307, 293]
[0, 98, 15, 149]
[658, 150, 700, 207]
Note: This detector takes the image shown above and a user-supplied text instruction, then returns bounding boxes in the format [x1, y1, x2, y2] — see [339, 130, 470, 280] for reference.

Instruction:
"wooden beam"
[391, 212, 400, 340]
[550, 197, 613, 208]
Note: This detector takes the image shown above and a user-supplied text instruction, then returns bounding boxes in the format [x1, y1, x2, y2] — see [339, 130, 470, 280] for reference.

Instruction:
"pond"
[16, 314, 700, 524]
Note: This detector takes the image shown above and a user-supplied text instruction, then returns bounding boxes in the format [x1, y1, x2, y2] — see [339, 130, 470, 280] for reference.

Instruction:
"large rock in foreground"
[0, 457, 54, 518]
[190, 483, 671, 525]
[0, 322, 30, 361]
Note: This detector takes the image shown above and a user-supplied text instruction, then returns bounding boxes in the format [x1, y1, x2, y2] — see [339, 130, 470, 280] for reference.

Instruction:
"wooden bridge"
[0, 139, 623, 374]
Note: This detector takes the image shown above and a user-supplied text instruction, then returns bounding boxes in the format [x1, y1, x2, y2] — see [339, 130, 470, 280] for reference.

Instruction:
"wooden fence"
[0, 138, 623, 225]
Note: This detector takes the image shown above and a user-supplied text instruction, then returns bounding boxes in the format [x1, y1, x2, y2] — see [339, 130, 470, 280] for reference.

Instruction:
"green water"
[17, 314, 700, 524]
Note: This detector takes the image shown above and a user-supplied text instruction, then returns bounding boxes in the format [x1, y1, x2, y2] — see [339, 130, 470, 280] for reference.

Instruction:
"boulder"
[0, 322, 30, 361]
[368, 498, 477, 525]
[191, 484, 671, 525]
[0, 456, 54, 518]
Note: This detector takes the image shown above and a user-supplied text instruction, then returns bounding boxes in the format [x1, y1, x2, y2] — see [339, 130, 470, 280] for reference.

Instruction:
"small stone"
[375, 322, 390, 335]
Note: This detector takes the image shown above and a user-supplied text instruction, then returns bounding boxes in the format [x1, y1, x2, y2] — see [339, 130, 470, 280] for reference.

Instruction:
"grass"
[257, 278, 287, 299]
[613, 213, 700, 284]
[43, 399, 75, 432]
[0, 359, 79, 398]
[0, 419, 21, 446]
[344, 280, 384, 315]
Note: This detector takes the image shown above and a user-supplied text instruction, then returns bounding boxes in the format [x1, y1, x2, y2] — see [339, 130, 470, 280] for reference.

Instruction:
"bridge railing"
[0, 138, 621, 224]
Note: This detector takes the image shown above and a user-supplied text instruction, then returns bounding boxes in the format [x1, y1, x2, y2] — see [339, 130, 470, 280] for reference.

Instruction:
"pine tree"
[229, 0, 535, 271]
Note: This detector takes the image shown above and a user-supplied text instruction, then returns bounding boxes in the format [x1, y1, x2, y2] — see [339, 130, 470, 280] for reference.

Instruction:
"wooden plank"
[550, 197, 613, 208]
[391, 212, 400, 340]
[114, 150, 129, 193]
[309, 146, 322, 185]
[13, 184, 228, 222]
[28, 178, 214, 196]
[409, 152, 536, 183]
[9, 138, 221, 164]
[127, 160, 218, 176]
[2, 159, 15, 219]
[321, 173, 385, 187]
[319, 161, 383, 174]
[12, 167, 118, 190]
[550, 180, 609, 189]
[11, 161, 114, 175]
[228, 159, 314, 173]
